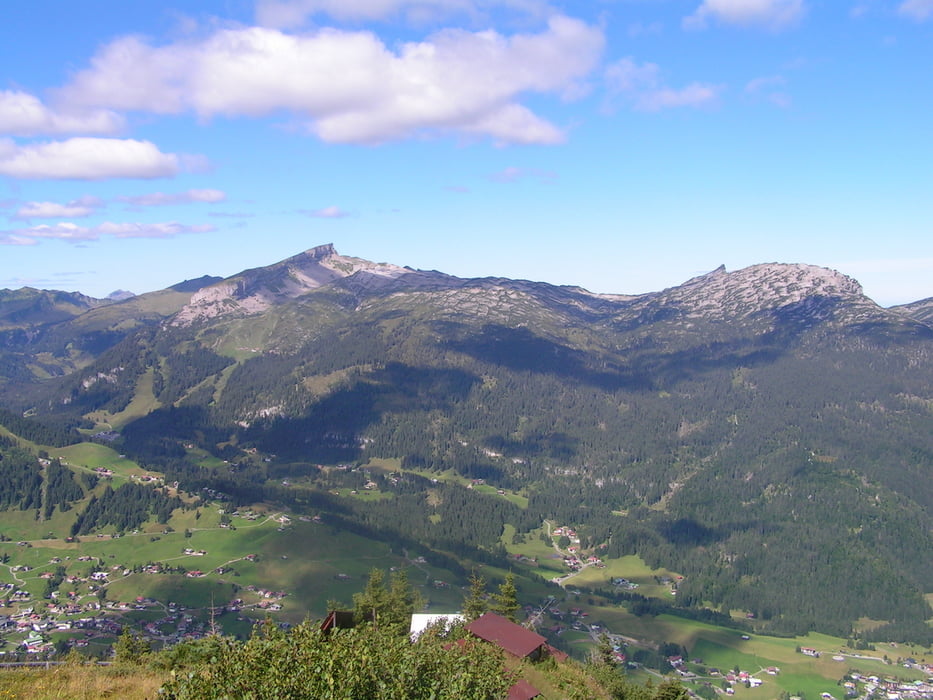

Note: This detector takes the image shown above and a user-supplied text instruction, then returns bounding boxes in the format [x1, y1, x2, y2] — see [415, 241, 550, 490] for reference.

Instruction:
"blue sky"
[1, 0, 931, 306]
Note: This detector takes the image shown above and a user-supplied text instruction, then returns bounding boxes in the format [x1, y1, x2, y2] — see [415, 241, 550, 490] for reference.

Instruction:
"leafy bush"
[160, 620, 511, 699]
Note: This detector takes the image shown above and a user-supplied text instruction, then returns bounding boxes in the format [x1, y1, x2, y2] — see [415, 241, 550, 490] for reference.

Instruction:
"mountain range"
[1, 244, 931, 642]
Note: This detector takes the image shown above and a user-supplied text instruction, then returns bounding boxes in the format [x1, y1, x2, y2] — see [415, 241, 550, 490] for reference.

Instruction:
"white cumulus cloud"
[0, 90, 123, 137]
[54, 16, 603, 145]
[0, 138, 181, 180]
[684, 0, 806, 30]
[15, 196, 104, 219]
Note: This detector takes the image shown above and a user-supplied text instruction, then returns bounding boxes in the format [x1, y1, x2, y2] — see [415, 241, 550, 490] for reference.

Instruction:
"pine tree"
[462, 570, 488, 621]
[595, 632, 615, 667]
[491, 571, 519, 622]
[653, 679, 690, 700]
[114, 627, 150, 664]
[385, 568, 423, 632]
[353, 568, 421, 634]
[353, 568, 389, 627]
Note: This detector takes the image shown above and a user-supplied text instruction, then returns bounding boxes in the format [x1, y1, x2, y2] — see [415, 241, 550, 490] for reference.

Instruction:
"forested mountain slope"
[0, 287, 109, 330]
[1, 244, 930, 641]
[0, 277, 221, 395]
[894, 297, 933, 325]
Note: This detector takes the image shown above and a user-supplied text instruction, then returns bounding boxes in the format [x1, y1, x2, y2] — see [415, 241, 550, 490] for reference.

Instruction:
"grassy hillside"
[0, 663, 166, 700]
[0, 436, 929, 699]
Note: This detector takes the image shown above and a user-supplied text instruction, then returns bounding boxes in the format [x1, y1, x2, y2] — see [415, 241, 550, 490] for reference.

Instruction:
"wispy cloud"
[0, 221, 215, 245]
[96, 221, 215, 238]
[849, 3, 871, 19]
[10, 190, 225, 220]
[255, 0, 554, 28]
[898, 0, 933, 21]
[119, 189, 226, 207]
[0, 272, 93, 288]
[745, 74, 791, 107]
[684, 0, 806, 31]
[627, 21, 663, 37]
[488, 166, 556, 183]
[605, 58, 721, 111]
[304, 205, 350, 218]
[209, 211, 255, 218]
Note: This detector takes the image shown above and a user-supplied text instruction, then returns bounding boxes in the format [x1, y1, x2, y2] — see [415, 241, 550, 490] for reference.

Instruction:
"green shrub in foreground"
[159, 619, 511, 700]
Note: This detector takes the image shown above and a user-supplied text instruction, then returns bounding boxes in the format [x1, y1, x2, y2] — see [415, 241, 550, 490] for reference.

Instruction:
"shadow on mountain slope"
[446, 323, 789, 392]
[243, 363, 480, 462]
[445, 324, 652, 391]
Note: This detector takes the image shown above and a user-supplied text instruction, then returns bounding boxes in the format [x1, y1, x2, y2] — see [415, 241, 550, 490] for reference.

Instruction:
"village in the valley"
[0, 507, 291, 657]
[2, 489, 932, 699]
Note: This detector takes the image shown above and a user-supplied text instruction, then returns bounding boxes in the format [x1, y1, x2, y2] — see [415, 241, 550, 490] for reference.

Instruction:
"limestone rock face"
[172, 244, 416, 325]
[172, 246, 889, 334]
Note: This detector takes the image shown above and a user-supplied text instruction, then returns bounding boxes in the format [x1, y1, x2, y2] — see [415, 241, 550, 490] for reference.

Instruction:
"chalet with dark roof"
[466, 612, 549, 661]
[508, 678, 542, 700]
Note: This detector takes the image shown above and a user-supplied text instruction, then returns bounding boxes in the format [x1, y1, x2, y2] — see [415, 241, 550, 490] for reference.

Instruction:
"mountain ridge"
[3, 247, 927, 327]
[0, 245, 931, 642]
[0, 286, 113, 331]
[163, 244, 922, 334]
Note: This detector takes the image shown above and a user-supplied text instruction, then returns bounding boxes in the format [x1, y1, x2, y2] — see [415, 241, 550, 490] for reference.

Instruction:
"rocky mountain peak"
[634, 262, 876, 324]
[170, 244, 424, 325]
[167, 246, 913, 333]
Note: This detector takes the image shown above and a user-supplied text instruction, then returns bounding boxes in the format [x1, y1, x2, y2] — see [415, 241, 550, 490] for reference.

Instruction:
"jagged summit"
[172, 244, 427, 325]
[671, 262, 861, 299]
[170, 247, 899, 330]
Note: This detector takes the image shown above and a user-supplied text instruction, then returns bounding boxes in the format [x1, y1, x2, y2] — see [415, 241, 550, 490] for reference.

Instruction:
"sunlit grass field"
[0, 663, 166, 700]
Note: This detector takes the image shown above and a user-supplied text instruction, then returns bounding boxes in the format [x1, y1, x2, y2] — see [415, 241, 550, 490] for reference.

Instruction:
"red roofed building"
[508, 678, 542, 699]
[466, 612, 549, 661]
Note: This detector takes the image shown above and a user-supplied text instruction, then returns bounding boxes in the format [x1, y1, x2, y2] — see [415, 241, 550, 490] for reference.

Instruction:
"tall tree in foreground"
[386, 568, 423, 631]
[462, 570, 488, 621]
[491, 571, 519, 622]
[353, 567, 388, 627]
[352, 567, 421, 634]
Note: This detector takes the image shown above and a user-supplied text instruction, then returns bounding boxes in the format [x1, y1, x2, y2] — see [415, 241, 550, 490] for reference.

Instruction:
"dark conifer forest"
[1, 249, 931, 642]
